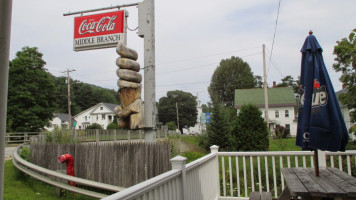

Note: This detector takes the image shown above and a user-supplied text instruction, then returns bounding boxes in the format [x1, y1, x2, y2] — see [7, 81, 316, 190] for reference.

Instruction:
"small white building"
[183, 98, 206, 134]
[74, 102, 118, 130]
[45, 113, 73, 131]
[234, 87, 298, 136]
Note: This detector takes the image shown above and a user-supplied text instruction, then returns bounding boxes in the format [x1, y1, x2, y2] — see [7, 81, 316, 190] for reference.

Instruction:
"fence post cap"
[170, 156, 187, 170]
[210, 145, 219, 153]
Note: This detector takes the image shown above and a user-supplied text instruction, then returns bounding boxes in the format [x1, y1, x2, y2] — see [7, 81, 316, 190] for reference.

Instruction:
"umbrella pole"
[314, 149, 319, 177]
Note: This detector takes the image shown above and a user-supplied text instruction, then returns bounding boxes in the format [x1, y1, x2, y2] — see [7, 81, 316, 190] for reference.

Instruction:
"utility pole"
[62, 69, 76, 128]
[262, 44, 270, 127]
[138, 0, 156, 142]
[176, 102, 180, 133]
[0, 1, 13, 199]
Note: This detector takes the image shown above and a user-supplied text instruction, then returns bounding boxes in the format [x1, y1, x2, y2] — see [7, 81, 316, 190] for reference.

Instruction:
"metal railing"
[13, 144, 125, 199]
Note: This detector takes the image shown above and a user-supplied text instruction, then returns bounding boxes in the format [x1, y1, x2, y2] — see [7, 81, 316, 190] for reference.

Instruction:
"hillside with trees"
[7, 46, 119, 132]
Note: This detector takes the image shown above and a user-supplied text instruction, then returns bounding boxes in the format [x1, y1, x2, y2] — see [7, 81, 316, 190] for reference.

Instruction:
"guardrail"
[13, 144, 125, 199]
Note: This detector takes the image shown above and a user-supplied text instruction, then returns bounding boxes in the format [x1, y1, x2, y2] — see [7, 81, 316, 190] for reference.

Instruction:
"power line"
[157, 46, 261, 65]
[267, 0, 282, 78]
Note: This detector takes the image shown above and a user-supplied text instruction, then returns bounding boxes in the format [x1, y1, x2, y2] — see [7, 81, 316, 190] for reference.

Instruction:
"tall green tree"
[7, 47, 56, 132]
[276, 75, 299, 94]
[208, 56, 256, 107]
[333, 28, 356, 122]
[233, 104, 269, 151]
[206, 103, 232, 151]
[158, 90, 197, 134]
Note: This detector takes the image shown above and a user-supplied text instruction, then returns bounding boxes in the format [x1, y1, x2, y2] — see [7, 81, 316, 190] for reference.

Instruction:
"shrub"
[20, 147, 30, 161]
[166, 121, 177, 131]
[86, 123, 103, 130]
[107, 122, 118, 130]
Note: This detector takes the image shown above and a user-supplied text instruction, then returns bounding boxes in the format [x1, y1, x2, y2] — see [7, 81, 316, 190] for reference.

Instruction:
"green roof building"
[234, 87, 298, 136]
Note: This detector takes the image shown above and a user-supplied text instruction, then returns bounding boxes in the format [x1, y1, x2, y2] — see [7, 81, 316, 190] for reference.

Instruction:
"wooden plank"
[306, 168, 348, 198]
[260, 192, 272, 200]
[292, 168, 328, 197]
[249, 192, 261, 200]
[325, 168, 356, 197]
[281, 168, 308, 196]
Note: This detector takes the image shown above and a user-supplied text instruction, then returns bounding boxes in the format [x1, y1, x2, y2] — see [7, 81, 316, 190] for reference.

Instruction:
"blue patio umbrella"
[296, 31, 349, 175]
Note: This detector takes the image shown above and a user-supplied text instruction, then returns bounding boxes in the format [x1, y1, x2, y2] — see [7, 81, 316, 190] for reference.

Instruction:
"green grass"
[4, 160, 97, 200]
[269, 137, 302, 151]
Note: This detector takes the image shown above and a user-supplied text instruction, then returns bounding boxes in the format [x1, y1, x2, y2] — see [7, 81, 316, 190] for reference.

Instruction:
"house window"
[275, 110, 279, 118]
[96, 115, 98, 120]
[285, 110, 289, 118]
[102, 114, 105, 120]
[100, 107, 103, 110]
[285, 124, 290, 131]
[108, 115, 112, 121]
[85, 116, 87, 121]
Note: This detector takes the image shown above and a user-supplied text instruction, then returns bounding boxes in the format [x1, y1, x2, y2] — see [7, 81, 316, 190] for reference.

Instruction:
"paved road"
[4, 147, 17, 160]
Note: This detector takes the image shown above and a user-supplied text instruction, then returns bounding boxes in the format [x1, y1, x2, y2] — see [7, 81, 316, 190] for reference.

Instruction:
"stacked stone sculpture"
[115, 42, 144, 129]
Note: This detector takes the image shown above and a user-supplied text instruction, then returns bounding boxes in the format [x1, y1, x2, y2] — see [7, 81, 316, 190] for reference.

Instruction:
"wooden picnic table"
[280, 167, 356, 200]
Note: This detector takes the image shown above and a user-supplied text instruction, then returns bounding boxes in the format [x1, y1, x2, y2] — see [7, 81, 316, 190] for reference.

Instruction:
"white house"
[234, 87, 298, 136]
[45, 113, 73, 131]
[183, 98, 206, 134]
[336, 88, 355, 141]
[74, 102, 118, 130]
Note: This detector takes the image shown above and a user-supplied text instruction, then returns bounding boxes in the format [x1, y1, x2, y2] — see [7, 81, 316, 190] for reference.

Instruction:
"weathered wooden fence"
[30, 142, 171, 187]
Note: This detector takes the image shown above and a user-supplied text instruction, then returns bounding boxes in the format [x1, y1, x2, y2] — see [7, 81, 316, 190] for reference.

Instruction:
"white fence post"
[210, 145, 219, 154]
[318, 150, 326, 168]
[170, 156, 187, 200]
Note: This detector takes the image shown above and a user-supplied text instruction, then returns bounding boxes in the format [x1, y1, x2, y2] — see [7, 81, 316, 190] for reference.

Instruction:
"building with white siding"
[234, 87, 298, 136]
[74, 102, 118, 130]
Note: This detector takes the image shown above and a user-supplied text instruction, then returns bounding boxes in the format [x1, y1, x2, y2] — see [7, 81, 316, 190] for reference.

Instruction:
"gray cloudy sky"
[9, 0, 356, 104]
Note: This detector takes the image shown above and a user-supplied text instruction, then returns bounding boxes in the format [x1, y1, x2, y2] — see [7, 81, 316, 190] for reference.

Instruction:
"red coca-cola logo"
[74, 10, 125, 39]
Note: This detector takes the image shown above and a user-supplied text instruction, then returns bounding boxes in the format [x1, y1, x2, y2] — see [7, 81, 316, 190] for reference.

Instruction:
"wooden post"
[314, 150, 319, 177]
[128, 130, 131, 143]
[114, 129, 117, 142]
[96, 129, 99, 144]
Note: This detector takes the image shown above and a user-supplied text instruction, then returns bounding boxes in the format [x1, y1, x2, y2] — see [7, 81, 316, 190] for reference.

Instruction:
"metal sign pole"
[0, 1, 13, 199]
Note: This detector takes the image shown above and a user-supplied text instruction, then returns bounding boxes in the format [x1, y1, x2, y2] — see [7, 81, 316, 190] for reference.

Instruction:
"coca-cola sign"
[73, 10, 126, 51]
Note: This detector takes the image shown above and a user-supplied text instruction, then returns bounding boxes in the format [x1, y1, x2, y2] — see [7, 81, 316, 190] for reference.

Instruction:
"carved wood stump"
[115, 42, 144, 129]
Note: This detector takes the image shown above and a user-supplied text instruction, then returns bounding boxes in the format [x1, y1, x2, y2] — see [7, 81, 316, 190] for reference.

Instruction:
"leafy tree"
[165, 121, 177, 131]
[208, 56, 257, 107]
[7, 47, 56, 132]
[233, 104, 269, 151]
[206, 103, 232, 151]
[86, 123, 103, 129]
[276, 75, 299, 94]
[158, 90, 197, 134]
[333, 28, 356, 122]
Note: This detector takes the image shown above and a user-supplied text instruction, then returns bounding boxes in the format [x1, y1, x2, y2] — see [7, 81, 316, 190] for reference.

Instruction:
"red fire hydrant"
[58, 154, 75, 186]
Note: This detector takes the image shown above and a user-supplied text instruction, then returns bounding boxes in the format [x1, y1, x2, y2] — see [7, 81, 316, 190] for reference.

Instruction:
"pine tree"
[207, 103, 232, 151]
[233, 104, 269, 151]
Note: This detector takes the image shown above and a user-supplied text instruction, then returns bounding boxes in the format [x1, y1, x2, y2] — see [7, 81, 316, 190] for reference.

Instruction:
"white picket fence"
[103, 147, 356, 200]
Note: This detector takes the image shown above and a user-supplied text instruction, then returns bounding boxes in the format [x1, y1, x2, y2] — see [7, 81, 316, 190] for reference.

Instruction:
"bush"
[20, 147, 30, 161]
[107, 122, 118, 130]
[86, 123, 103, 130]
[275, 124, 290, 138]
[166, 121, 177, 131]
